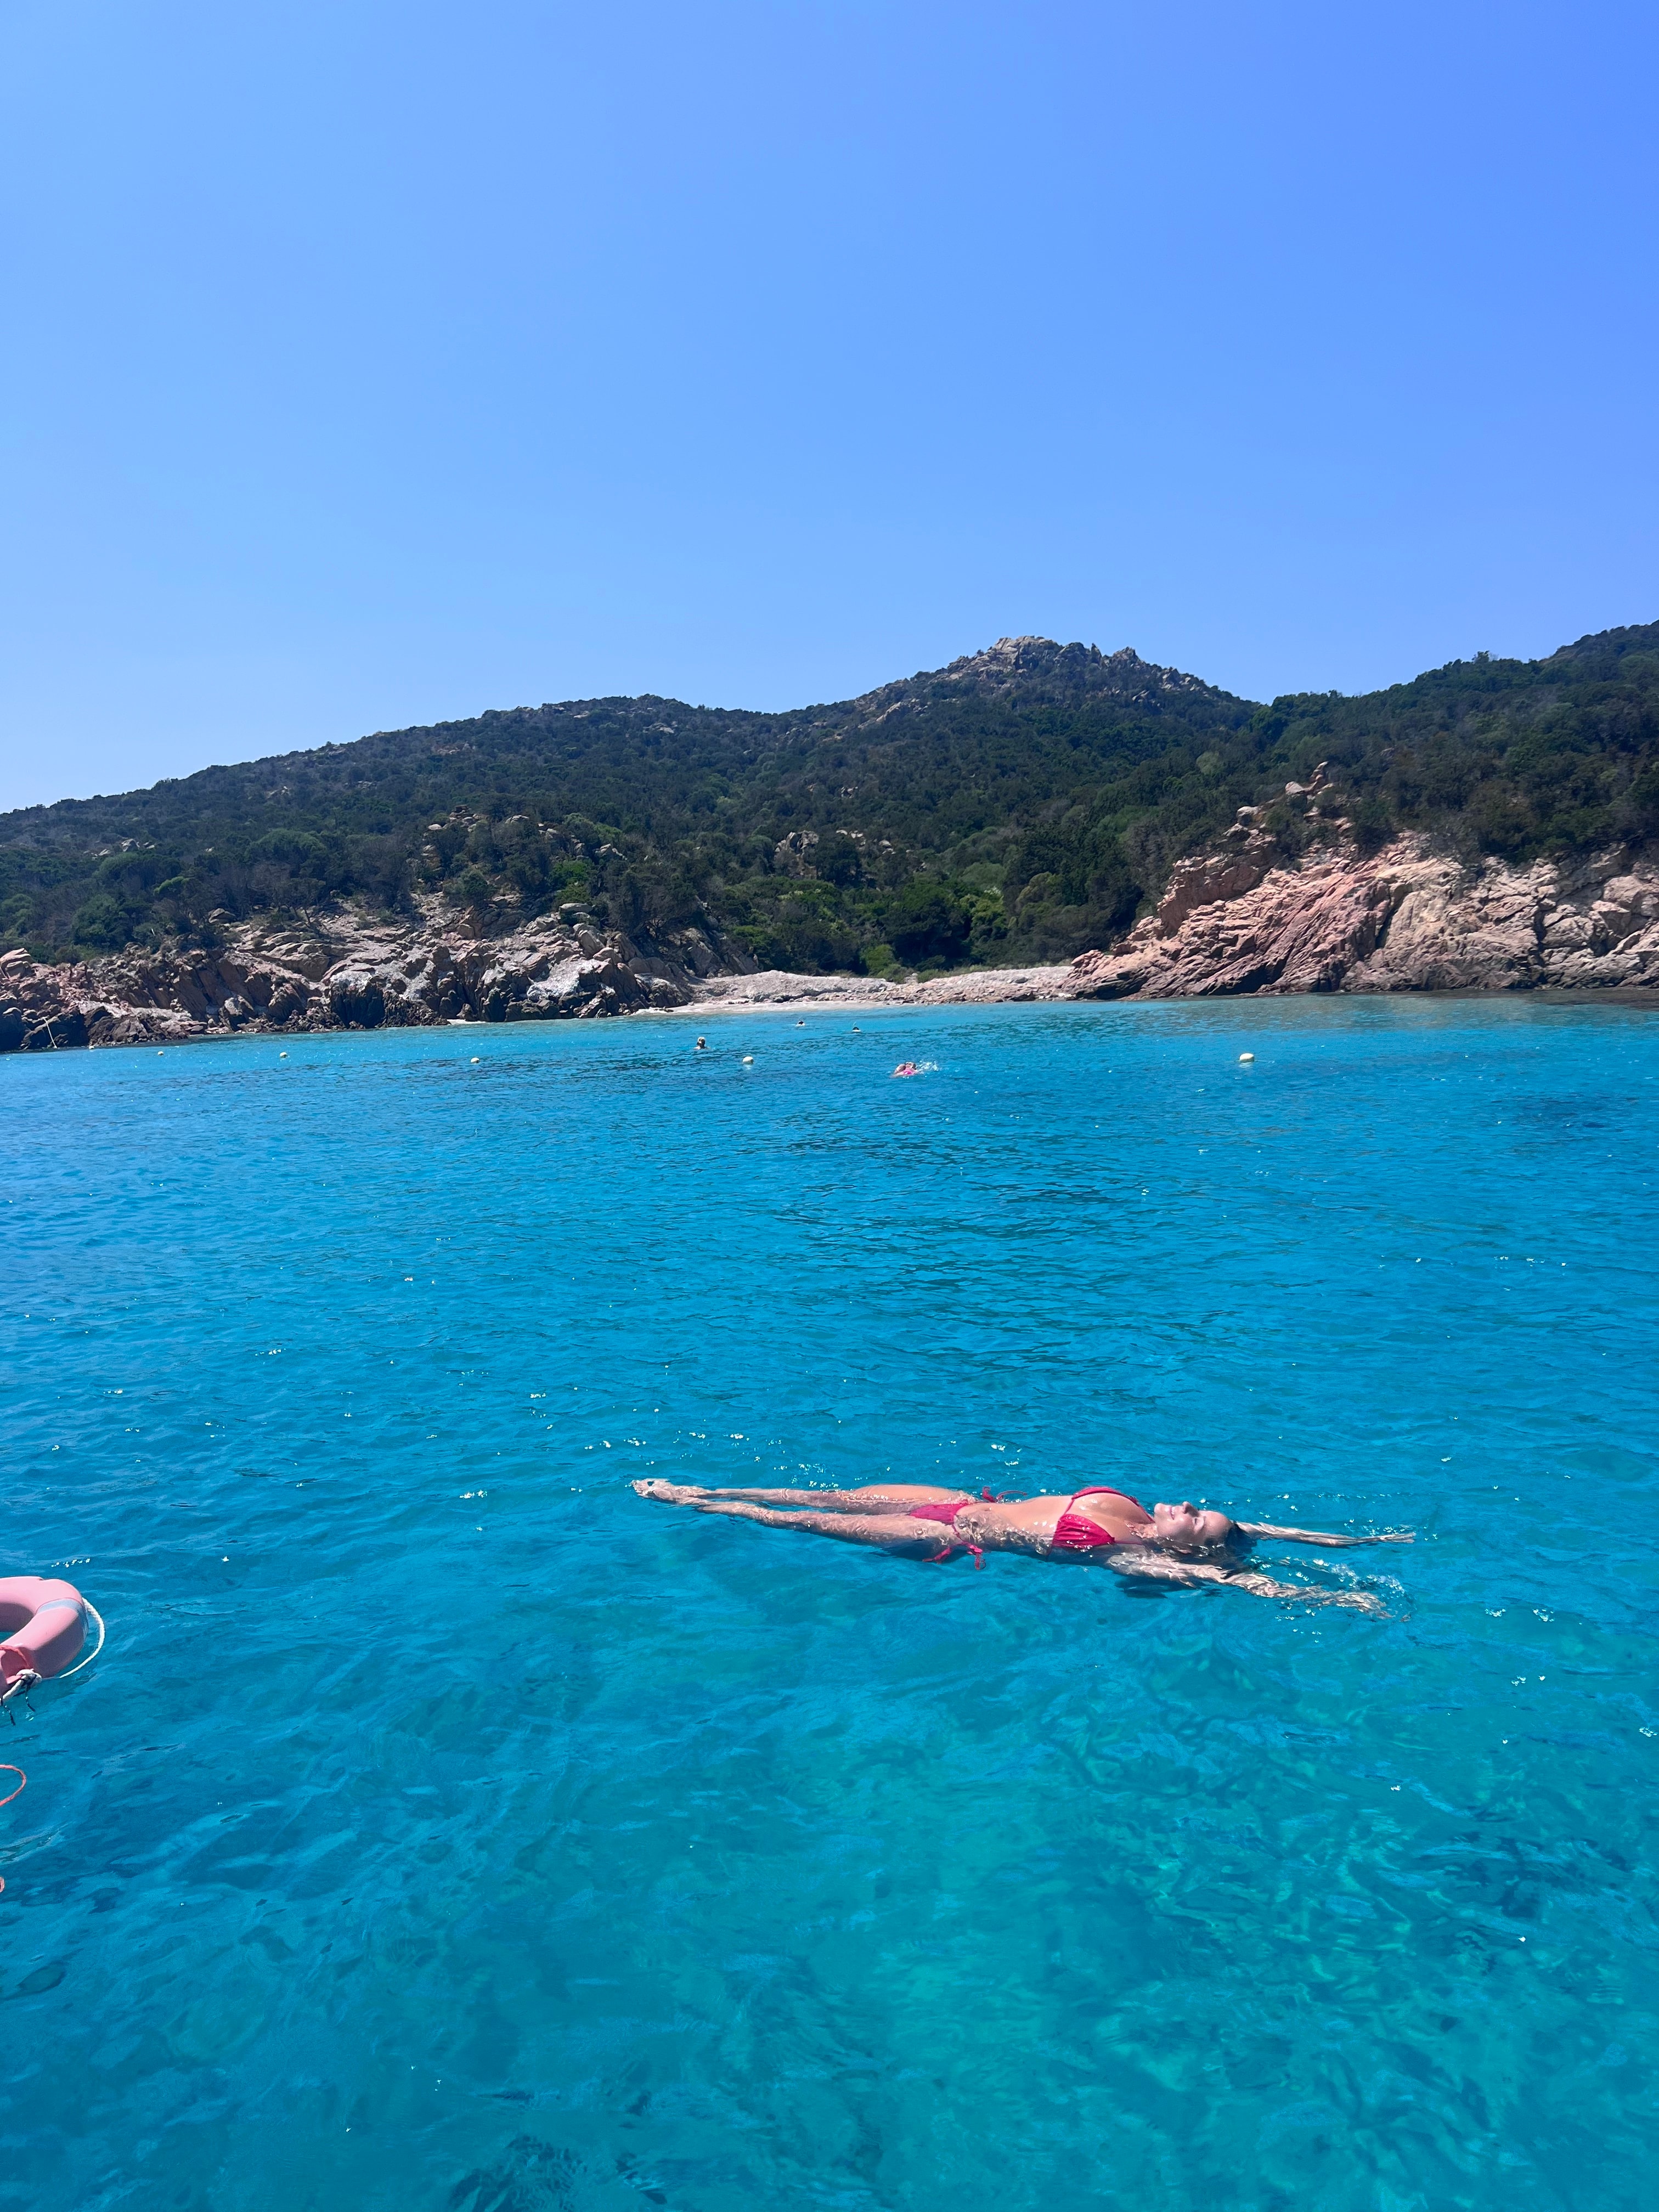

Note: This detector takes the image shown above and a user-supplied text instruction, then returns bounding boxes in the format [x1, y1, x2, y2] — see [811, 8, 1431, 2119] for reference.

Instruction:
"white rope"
[55, 1601, 105, 1681]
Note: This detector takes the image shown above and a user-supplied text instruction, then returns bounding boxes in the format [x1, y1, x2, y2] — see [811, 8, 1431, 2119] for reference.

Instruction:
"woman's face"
[1150, 1500, 1233, 1549]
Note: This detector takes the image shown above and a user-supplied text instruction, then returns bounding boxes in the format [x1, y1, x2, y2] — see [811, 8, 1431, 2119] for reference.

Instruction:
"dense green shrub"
[70, 892, 132, 950]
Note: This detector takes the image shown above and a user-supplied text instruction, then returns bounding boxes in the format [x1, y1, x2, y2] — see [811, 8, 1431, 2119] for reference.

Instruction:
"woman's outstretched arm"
[1106, 1551, 1386, 1612]
[1233, 1522, 1413, 1547]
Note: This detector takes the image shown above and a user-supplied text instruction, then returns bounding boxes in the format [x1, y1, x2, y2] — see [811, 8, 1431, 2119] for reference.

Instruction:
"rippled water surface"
[3, 997, 1657, 2211]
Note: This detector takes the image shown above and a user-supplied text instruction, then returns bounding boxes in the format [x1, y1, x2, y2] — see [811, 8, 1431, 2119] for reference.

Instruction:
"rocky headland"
[4, 800, 1657, 1052]
[1068, 814, 1659, 1003]
[0, 902, 757, 1053]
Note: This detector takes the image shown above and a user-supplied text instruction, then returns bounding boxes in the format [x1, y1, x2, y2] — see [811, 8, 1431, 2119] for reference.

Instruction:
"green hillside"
[3, 623, 1657, 974]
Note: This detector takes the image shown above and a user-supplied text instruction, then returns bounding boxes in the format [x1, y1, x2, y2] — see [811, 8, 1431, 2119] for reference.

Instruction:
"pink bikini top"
[1050, 1485, 1147, 1551]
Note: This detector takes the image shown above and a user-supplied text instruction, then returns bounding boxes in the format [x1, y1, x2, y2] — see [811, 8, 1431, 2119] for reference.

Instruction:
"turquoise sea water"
[2, 997, 1657, 2211]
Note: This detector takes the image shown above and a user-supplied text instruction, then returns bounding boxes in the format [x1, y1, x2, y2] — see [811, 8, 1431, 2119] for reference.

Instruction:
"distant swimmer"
[634, 1480, 1409, 1609]
[695, 1036, 707, 1050]
[892, 1062, 921, 1079]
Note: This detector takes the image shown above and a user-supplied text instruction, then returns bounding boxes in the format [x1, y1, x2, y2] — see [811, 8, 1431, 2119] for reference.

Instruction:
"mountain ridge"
[3, 620, 1656, 975]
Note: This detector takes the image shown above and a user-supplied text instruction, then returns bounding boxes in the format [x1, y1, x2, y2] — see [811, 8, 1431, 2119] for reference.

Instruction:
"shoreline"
[10, 973, 1658, 1059]
[5, 828, 1657, 1056]
[666, 963, 1080, 1017]
[668, 974, 1659, 1019]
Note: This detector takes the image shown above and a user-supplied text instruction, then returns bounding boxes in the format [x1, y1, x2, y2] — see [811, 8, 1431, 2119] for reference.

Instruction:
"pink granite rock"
[1070, 837, 1659, 1001]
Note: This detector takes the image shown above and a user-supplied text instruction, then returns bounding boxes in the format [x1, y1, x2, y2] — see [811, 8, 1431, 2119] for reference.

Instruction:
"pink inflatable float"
[0, 1576, 94, 1690]
[0, 1576, 102, 1894]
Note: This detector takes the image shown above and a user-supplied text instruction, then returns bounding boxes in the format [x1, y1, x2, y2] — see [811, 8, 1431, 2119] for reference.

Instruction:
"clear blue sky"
[3, 0, 1656, 808]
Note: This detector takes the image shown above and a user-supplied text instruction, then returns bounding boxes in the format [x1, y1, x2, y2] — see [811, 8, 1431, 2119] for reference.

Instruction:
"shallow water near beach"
[2, 996, 1657, 2211]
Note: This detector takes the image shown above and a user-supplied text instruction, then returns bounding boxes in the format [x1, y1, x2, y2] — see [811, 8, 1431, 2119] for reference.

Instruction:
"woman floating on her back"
[634, 1479, 1408, 1610]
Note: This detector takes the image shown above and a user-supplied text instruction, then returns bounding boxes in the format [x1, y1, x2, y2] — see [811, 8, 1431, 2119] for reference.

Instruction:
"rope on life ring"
[0, 1604, 104, 1717]
[0, 1671, 38, 1717]
[54, 1602, 105, 1681]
